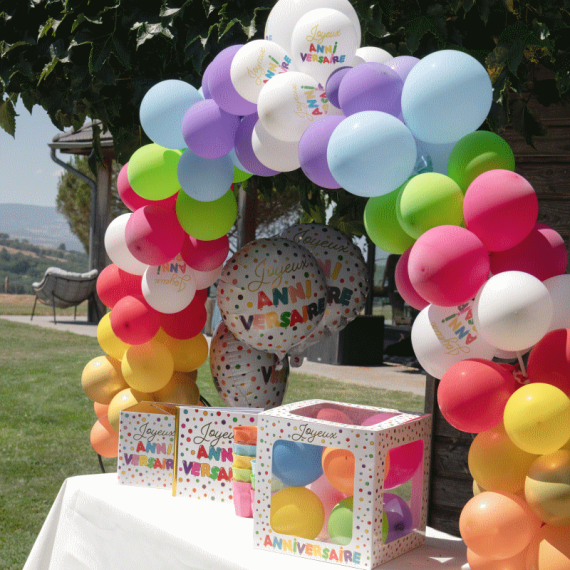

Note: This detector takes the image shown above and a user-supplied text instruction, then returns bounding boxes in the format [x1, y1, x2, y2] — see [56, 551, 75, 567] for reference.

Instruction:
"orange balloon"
[81, 355, 128, 404]
[467, 547, 529, 570]
[152, 370, 199, 405]
[90, 415, 119, 458]
[459, 491, 541, 560]
[525, 524, 570, 570]
[154, 329, 208, 372]
[94, 402, 109, 419]
[322, 447, 355, 495]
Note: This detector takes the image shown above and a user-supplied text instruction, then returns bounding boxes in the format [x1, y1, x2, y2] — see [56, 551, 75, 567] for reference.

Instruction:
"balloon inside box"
[253, 400, 432, 569]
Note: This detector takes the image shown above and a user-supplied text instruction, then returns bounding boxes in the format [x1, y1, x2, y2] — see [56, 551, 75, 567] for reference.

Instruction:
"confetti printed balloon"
[216, 237, 327, 361]
[280, 224, 368, 348]
[210, 322, 289, 409]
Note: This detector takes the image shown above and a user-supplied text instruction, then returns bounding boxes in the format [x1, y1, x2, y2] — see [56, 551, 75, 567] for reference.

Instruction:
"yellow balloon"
[81, 355, 128, 404]
[121, 340, 174, 393]
[270, 487, 324, 540]
[152, 370, 199, 405]
[155, 329, 208, 372]
[468, 423, 538, 494]
[97, 313, 130, 360]
[107, 387, 155, 432]
[504, 384, 570, 455]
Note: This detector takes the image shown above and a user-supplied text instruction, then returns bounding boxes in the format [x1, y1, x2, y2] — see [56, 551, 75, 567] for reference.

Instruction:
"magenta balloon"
[208, 45, 257, 116]
[464, 170, 538, 252]
[182, 99, 240, 159]
[385, 440, 424, 489]
[394, 248, 429, 311]
[298, 115, 344, 189]
[490, 222, 568, 281]
[180, 233, 230, 272]
[234, 113, 280, 177]
[117, 163, 177, 212]
[125, 205, 185, 266]
[385, 56, 420, 83]
[408, 225, 490, 307]
[338, 63, 403, 117]
[325, 66, 351, 109]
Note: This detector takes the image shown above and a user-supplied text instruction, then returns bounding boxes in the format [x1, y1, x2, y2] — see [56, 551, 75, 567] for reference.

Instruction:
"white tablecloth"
[24, 474, 469, 570]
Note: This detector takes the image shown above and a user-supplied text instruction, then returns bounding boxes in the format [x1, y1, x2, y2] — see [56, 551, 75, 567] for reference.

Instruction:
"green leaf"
[21, 91, 38, 114]
[38, 17, 54, 39]
[404, 12, 446, 54]
[38, 57, 60, 83]
[89, 38, 111, 73]
[510, 98, 548, 148]
[112, 35, 131, 67]
[0, 95, 17, 136]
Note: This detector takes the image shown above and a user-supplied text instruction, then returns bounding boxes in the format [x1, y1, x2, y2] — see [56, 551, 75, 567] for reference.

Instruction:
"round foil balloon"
[280, 224, 368, 347]
[217, 237, 327, 360]
[210, 322, 289, 409]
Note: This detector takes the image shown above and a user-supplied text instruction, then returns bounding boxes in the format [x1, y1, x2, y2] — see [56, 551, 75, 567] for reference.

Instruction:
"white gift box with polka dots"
[253, 400, 432, 569]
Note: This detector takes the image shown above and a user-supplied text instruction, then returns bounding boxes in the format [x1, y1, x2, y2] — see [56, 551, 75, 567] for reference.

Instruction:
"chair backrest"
[33, 267, 99, 308]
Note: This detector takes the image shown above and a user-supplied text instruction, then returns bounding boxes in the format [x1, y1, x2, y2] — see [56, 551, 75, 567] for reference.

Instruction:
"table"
[24, 474, 469, 570]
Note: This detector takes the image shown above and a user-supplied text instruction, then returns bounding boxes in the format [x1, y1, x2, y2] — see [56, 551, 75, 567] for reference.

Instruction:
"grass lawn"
[0, 294, 89, 317]
[0, 313, 423, 570]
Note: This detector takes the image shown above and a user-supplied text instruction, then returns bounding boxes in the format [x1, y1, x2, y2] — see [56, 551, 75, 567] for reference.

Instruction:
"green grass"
[0, 318, 423, 570]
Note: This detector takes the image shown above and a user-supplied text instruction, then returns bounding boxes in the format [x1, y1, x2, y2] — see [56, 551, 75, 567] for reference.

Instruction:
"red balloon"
[96, 264, 142, 308]
[109, 295, 160, 345]
[180, 234, 229, 272]
[527, 328, 570, 398]
[394, 248, 429, 311]
[489, 223, 567, 281]
[117, 163, 177, 212]
[438, 358, 517, 433]
[125, 204, 185, 266]
[160, 295, 208, 339]
[193, 288, 209, 304]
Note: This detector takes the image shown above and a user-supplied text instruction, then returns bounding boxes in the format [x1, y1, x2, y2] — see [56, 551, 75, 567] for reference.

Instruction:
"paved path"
[1, 315, 426, 396]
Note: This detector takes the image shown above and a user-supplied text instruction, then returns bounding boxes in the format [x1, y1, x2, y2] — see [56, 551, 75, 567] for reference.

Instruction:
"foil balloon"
[216, 237, 327, 362]
[280, 224, 369, 351]
[210, 322, 289, 409]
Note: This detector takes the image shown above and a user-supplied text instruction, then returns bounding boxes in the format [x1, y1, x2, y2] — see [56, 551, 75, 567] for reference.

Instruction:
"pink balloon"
[489, 223, 567, 281]
[96, 264, 142, 309]
[117, 163, 177, 212]
[125, 205, 185, 266]
[180, 234, 229, 272]
[463, 169, 538, 252]
[192, 265, 223, 290]
[109, 295, 160, 345]
[385, 440, 424, 489]
[361, 412, 398, 426]
[394, 248, 429, 311]
[308, 474, 348, 540]
[316, 407, 355, 425]
[160, 295, 208, 340]
[408, 225, 490, 307]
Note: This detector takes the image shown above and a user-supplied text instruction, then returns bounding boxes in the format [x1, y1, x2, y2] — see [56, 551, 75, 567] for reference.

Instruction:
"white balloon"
[230, 40, 293, 104]
[252, 120, 301, 172]
[353, 46, 393, 65]
[473, 271, 553, 352]
[257, 72, 343, 142]
[104, 214, 149, 275]
[191, 264, 223, 290]
[142, 256, 197, 314]
[291, 8, 358, 86]
[265, 0, 361, 54]
[541, 274, 570, 333]
[411, 301, 496, 379]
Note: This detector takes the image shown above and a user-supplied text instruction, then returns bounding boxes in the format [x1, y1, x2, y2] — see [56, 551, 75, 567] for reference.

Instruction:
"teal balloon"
[401, 50, 492, 144]
[327, 111, 416, 198]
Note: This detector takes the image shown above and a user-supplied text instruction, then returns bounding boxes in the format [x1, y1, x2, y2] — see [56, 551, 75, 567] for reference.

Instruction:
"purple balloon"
[325, 66, 352, 109]
[383, 493, 413, 543]
[338, 63, 403, 118]
[202, 62, 213, 99]
[182, 99, 240, 159]
[208, 45, 257, 117]
[385, 56, 420, 83]
[298, 116, 344, 189]
[234, 113, 280, 177]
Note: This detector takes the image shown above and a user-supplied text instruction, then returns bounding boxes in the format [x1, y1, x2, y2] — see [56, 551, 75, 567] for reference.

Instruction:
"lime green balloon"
[447, 131, 515, 193]
[127, 144, 183, 200]
[233, 166, 252, 183]
[364, 187, 416, 254]
[396, 173, 464, 239]
[328, 497, 353, 546]
[176, 188, 237, 241]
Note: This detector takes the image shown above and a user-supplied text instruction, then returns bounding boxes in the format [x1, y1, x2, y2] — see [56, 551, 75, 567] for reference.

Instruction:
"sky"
[0, 101, 66, 207]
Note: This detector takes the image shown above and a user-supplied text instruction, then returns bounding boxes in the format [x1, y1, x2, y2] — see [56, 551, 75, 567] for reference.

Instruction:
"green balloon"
[127, 144, 183, 200]
[396, 172, 464, 239]
[176, 188, 237, 241]
[364, 188, 416, 254]
[233, 166, 252, 184]
[447, 131, 515, 193]
[328, 497, 353, 546]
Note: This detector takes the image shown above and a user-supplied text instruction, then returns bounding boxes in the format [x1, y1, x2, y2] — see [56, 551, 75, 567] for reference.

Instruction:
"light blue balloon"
[177, 149, 234, 202]
[417, 139, 456, 174]
[327, 111, 417, 198]
[140, 79, 203, 150]
[228, 147, 252, 175]
[401, 50, 493, 144]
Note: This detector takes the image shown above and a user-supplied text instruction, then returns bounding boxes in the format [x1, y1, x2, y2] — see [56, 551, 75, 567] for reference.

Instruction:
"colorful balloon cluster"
[269, 406, 422, 542]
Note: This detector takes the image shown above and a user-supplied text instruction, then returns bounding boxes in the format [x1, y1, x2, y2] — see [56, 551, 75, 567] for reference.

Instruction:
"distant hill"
[0, 203, 84, 252]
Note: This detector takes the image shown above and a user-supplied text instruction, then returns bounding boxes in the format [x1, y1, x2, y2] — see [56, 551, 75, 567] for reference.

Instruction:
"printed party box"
[253, 400, 432, 569]
[173, 406, 262, 502]
[117, 402, 177, 490]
